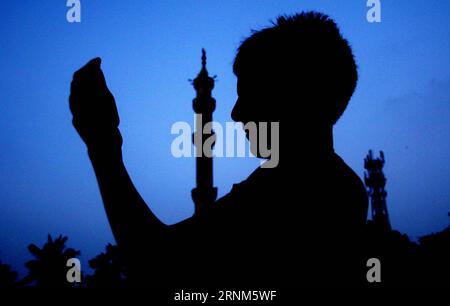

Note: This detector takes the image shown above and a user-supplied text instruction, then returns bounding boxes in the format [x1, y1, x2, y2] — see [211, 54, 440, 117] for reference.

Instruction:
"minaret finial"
[201, 48, 206, 70]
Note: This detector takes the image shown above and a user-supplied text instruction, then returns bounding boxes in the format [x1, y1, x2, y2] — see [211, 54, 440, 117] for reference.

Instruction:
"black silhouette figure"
[69, 12, 368, 287]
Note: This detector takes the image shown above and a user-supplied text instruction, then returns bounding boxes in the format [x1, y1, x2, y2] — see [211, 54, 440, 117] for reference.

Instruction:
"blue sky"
[0, 1, 449, 275]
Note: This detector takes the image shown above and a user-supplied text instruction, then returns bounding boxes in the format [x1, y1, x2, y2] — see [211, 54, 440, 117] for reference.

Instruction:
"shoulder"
[332, 153, 368, 224]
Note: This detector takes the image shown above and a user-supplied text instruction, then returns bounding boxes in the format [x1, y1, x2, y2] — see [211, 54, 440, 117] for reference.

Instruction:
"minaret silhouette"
[191, 49, 218, 215]
[364, 150, 391, 230]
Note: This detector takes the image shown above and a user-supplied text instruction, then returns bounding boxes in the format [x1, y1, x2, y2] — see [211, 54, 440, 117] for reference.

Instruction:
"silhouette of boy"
[69, 12, 368, 287]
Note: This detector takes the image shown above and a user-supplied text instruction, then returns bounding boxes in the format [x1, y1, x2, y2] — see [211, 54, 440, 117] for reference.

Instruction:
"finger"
[72, 57, 102, 82]
[77, 57, 101, 73]
[72, 57, 110, 92]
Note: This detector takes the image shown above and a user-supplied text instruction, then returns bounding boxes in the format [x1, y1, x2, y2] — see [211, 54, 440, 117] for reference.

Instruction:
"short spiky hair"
[233, 12, 358, 124]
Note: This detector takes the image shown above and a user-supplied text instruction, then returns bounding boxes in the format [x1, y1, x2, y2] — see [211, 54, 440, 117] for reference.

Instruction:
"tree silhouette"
[22, 234, 80, 287]
[85, 243, 128, 288]
[0, 260, 18, 288]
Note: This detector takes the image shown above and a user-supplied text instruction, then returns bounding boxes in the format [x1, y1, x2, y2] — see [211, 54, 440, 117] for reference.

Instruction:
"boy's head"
[231, 12, 358, 128]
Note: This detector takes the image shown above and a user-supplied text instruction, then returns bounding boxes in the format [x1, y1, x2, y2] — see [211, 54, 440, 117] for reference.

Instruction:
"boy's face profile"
[232, 72, 279, 124]
[232, 73, 279, 160]
[231, 76, 250, 124]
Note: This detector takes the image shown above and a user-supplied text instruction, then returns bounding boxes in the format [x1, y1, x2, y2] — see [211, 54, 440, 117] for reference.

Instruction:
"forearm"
[88, 145, 167, 251]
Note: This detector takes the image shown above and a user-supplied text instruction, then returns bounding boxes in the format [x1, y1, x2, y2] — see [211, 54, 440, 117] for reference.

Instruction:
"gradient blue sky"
[0, 1, 449, 275]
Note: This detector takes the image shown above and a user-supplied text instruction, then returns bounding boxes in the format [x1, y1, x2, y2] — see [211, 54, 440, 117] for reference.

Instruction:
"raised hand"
[69, 57, 122, 151]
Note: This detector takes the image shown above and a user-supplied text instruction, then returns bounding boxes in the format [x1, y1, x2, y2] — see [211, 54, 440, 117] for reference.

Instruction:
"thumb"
[86, 57, 102, 69]
[73, 57, 102, 79]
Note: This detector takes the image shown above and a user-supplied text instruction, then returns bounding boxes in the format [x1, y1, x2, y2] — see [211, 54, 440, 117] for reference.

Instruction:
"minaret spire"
[191, 49, 217, 215]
